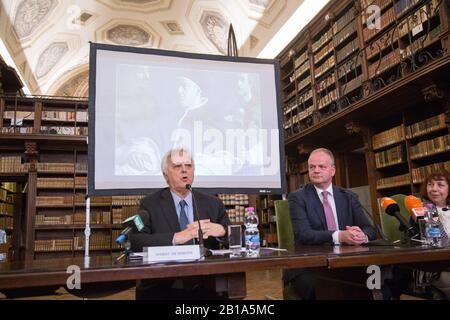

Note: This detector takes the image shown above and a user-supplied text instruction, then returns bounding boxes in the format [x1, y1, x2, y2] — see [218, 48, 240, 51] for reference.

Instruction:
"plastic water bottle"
[424, 203, 442, 247]
[244, 207, 260, 257]
[0, 229, 6, 261]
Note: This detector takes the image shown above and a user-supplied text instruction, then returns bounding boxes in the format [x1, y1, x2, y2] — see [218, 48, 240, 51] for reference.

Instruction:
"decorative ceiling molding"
[53, 68, 89, 97]
[107, 24, 150, 46]
[35, 42, 68, 78]
[200, 11, 229, 55]
[1, 0, 305, 95]
[160, 20, 184, 35]
[97, 0, 172, 14]
[248, 0, 273, 9]
[13, 0, 56, 39]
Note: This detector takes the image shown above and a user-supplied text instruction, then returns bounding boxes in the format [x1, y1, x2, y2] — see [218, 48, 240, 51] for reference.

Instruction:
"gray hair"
[309, 148, 335, 166]
[161, 147, 194, 174]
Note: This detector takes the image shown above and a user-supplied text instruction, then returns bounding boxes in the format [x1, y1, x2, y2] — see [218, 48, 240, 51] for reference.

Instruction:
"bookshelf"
[0, 181, 23, 261]
[0, 95, 151, 259]
[257, 195, 282, 247]
[281, 0, 447, 141]
[278, 0, 450, 227]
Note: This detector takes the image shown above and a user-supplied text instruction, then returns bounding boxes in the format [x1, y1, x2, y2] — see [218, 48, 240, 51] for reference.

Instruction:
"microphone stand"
[186, 184, 210, 258]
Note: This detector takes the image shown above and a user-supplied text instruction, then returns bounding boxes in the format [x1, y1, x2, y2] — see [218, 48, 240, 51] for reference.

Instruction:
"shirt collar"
[313, 184, 334, 198]
[170, 190, 193, 209]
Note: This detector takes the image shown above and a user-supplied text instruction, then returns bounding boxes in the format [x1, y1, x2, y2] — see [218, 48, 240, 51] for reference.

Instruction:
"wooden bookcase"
[279, 0, 450, 226]
[0, 95, 148, 259]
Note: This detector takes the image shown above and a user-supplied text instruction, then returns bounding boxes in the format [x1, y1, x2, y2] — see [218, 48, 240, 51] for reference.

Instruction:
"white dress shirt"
[313, 184, 341, 244]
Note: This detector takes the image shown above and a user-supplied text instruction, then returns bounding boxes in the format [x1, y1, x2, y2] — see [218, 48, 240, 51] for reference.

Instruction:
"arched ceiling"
[0, 0, 305, 97]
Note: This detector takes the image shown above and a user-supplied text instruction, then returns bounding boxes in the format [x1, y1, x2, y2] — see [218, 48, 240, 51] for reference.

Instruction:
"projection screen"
[88, 43, 286, 195]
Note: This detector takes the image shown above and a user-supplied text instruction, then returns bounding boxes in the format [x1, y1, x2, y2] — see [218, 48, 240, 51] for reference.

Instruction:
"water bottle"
[244, 207, 260, 257]
[424, 203, 442, 247]
[0, 229, 6, 261]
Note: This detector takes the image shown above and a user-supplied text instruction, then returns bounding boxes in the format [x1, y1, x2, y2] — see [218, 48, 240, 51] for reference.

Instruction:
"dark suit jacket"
[284, 183, 377, 283]
[288, 183, 377, 245]
[129, 188, 230, 252]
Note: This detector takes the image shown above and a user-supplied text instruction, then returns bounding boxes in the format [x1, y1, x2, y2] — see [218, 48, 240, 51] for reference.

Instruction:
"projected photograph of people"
[114, 64, 265, 177]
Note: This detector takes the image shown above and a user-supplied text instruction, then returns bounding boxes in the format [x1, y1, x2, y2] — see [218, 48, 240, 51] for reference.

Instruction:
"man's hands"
[338, 226, 368, 245]
[174, 219, 226, 245]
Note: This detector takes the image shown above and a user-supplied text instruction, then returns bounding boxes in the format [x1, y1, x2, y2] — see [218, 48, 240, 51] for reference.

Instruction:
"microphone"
[115, 210, 146, 244]
[404, 195, 426, 222]
[185, 184, 211, 257]
[380, 197, 416, 237]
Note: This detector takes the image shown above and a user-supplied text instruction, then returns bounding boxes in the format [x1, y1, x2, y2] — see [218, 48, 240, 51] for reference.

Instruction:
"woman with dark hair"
[414, 169, 450, 299]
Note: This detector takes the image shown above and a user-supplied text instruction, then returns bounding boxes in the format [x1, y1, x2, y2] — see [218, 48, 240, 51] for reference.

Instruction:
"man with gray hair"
[286, 148, 376, 299]
[129, 147, 230, 299]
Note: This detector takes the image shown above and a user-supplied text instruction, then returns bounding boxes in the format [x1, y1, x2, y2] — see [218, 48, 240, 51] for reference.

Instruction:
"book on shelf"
[365, 28, 399, 59]
[316, 73, 336, 93]
[405, 113, 446, 138]
[363, 7, 396, 41]
[340, 74, 363, 95]
[314, 41, 334, 65]
[376, 173, 411, 189]
[0, 216, 13, 229]
[315, 56, 336, 79]
[312, 28, 333, 53]
[35, 214, 73, 226]
[334, 20, 357, 48]
[375, 144, 405, 168]
[337, 55, 362, 80]
[368, 48, 401, 78]
[40, 126, 88, 136]
[226, 206, 246, 223]
[3, 111, 35, 120]
[333, 6, 355, 36]
[112, 206, 139, 224]
[290, 60, 310, 83]
[218, 194, 249, 206]
[293, 50, 308, 69]
[37, 177, 75, 188]
[41, 111, 88, 122]
[409, 134, 450, 159]
[336, 38, 359, 63]
[0, 156, 26, 173]
[412, 161, 450, 184]
[36, 162, 75, 173]
[111, 195, 144, 206]
[372, 124, 405, 150]
[0, 203, 14, 216]
[402, 26, 441, 59]
[318, 89, 338, 110]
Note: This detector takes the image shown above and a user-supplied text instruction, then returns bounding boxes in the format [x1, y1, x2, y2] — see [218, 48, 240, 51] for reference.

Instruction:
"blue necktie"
[179, 199, 189, 230]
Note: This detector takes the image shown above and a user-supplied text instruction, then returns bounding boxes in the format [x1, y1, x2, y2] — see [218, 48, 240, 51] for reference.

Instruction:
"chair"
[274, 200, 301, 300]
[378, 194, 411, 242]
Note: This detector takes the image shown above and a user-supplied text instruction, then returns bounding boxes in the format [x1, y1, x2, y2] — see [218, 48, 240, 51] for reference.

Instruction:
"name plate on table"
[145, 245, 201, 262]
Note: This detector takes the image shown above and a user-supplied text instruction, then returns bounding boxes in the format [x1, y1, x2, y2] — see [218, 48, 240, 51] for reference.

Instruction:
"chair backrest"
[378, 194, 410, 241]
[274, 200, 295, 250]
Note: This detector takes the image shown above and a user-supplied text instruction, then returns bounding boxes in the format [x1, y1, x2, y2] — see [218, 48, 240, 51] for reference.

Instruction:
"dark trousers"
[291, 269, 316, 300]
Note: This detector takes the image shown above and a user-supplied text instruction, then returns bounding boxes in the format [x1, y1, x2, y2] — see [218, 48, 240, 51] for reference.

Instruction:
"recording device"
[404, 195, 426, 222]
[185, 184, 212, 257]
[115, 210, 146, 244]
[380, 197, 416, 237]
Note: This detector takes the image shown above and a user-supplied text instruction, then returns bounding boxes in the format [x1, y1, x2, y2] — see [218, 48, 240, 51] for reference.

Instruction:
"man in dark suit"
[287, 148, 376, 299]
[129, 147, 230, 299]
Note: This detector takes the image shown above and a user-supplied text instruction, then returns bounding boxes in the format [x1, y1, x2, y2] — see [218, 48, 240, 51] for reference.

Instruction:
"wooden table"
[1, 244, 449, 299]
[0, 247, 327, 299]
